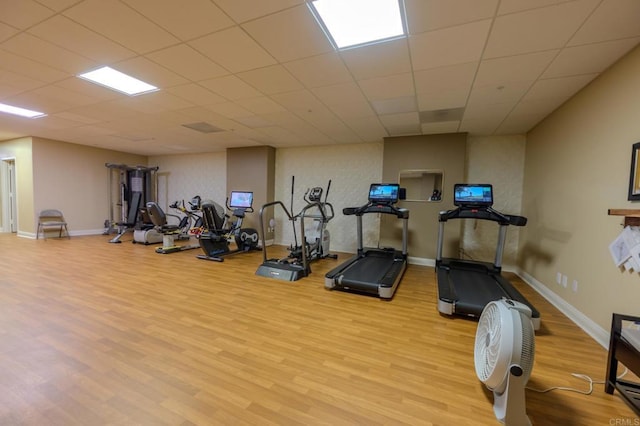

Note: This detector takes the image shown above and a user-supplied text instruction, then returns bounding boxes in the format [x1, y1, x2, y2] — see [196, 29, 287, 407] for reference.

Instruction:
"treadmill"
[325, 183, 409, 299]
[436, 183, 540, 330]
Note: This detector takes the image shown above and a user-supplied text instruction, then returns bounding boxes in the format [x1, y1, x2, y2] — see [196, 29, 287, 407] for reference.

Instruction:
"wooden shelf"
[608, 209, 640, 226]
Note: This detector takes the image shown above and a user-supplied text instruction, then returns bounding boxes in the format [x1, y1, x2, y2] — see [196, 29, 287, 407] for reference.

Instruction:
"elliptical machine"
[255, 177, 337, 281]
[197, 191, 260, 262]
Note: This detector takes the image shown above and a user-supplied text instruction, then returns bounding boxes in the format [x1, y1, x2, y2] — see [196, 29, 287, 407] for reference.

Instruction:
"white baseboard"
[408, 256, 435, 267]
[20, 228, 106, 239]
[516, 268, 609, 349]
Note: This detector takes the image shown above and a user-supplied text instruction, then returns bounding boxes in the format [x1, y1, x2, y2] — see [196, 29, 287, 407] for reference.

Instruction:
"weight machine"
[104, 163, 158, 243]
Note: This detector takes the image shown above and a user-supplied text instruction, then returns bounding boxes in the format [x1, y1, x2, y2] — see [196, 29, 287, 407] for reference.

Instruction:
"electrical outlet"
[572, 280, 578, 292]
[562, 275, 568, 288]
[556, 272, 562, 285]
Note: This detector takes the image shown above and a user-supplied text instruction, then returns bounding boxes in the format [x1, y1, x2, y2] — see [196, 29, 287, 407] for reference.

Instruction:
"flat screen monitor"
[368, 183, 399, 204]
[229, 191, 253, 209]
[454, 184, 493, 207]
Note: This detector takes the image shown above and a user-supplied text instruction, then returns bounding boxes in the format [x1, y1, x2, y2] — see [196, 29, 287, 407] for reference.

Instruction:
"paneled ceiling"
[1, 0, 639, 155]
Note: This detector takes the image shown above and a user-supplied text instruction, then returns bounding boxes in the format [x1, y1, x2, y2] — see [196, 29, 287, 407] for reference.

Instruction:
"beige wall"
[521, 45, 640, 331]
[149, 152, 226, 225]
[31, 137, 146, 235]
[465, 135, 526, 267]
[0, 137, 34, 236]
[274, 142, 383, 253]
[382, 134, 466, 260]
[226, 146, 275, 234]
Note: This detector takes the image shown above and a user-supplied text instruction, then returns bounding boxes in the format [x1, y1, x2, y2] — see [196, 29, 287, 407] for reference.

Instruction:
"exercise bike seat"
[146, 202, 180, 233]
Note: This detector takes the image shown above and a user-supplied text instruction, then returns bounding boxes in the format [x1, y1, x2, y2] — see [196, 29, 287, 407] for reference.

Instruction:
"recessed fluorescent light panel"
[0, 102, 46, 118]
[308, 0, 406, 50]
[78, 66, 158, 96]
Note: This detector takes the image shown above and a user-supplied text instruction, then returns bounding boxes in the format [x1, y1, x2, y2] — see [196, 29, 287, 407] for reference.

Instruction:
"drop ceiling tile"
[146, 44, 229, 82]
[347, 116, 388, 141]
[164, 83, 227, 105]
[123, 0, 234, 41]
[459, 117, 501, 134]
[463, 100, 514, 121]
[312, 82, 367, 105]
[409, 20, 491, 70]
[0, 22, 20, 42]
[329, 101, 376, 120]
[340, 38, 411, 80]
[237, 65, 303, 95]
[497, 0, 561, 15]
[213, 0, 304, 24]
[544, 38, 640, 78]
[414, 62, 477, 110]
[2, 32, 96, 74]
[496, 112, 547, 134]
[199, 75, 262, 100]
[421, 121, 460, 134]
[0, 0, 54, 29]
[27, 16, 136, 64]
[189, 26, 277, 73]
[405, 0, 498, 34]
[205, 102, 253, 119]
[270, 89, 326, 114]
[371, 96, 417, 115]
[0, 69, 47, 96]
[54, 77, 125, 102]
[0, 49, 68, 83]
[113, 56, 189, 89]
[416, 90, 469, 112]
[474, 50, 557, 87]
[111, 91, 194, 114]
[311, 83, 374, 119]
[53, 111, 101, 125]
[484, 0, 599, 58]
[234, 115, 273, 128]
[63, 0, 180, 54]
[467, 81, 532, 107]
[358, 73, 415, 101]
[283, 52, 353, 89]
[33, 0, 80, 11]
[570, 0, 640, 45]
[523, 74, 598, 102]
[236, 97, 286, 115]
[378, 112, 420, 134]
[242, 5, 332, 62]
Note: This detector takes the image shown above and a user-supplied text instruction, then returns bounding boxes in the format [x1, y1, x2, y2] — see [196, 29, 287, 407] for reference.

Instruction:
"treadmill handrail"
[439, 205, 526, 226]
[343, 202, 409, 219]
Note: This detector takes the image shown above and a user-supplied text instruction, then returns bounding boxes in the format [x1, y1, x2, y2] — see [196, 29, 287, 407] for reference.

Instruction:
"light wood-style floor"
[0, 233, 637, 425]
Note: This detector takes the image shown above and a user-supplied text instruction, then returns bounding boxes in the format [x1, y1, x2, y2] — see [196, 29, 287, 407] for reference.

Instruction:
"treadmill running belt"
[446, 268, 537, 317]
[336, 252, 396, 292]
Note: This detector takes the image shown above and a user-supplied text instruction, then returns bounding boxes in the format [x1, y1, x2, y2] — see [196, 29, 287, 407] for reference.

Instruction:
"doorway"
[1, 158, 17, 233]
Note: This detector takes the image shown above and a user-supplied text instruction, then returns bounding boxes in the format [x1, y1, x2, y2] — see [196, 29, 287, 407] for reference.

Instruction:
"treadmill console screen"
[229, 191, 253, 208]
[454, 184, 493, 207]
[369, 183, 399, 204]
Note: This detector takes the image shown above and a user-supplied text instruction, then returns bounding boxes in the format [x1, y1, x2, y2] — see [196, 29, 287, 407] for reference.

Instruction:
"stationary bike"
[147, 196, 203, 254]
[197, 191, 260, 262]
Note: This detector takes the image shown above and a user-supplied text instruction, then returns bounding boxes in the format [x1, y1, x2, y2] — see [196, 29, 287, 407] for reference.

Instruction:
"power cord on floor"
[526, 368, 628, 395]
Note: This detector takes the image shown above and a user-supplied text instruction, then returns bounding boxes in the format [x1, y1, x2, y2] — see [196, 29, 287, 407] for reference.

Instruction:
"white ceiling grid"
[0, 0, 638, 155]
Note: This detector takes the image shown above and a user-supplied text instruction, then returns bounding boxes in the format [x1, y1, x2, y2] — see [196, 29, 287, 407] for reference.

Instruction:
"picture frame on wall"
[628, 142, 640, 201]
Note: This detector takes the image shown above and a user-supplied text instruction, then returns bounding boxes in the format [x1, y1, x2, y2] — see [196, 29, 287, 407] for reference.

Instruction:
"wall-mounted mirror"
[399, 169, 443, 202]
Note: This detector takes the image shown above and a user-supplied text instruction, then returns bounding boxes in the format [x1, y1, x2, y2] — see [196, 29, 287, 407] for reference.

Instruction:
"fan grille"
[475, 302, 502, 383]
[519, 312, 535, 380]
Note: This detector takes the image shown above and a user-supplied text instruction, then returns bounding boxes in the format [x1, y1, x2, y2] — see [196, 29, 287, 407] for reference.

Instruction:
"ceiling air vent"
[181, 122, 224, 133]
